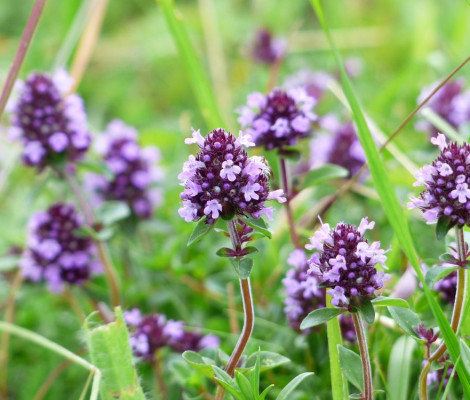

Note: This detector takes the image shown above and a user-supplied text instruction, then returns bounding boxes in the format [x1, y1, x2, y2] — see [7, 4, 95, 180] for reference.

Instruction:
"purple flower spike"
[178, 128, 284, 224]
[124, 309, 219, 362]
[306, 217, 389, 308]
[310, 116, 366, 177]
[250, 29, 286, 65]
[86, 120, 162, 219]
[237, 88, 316, 150]
[8, 70, 90, 169]
[408, 133, 470, 227]
[20, 203, 101, 292]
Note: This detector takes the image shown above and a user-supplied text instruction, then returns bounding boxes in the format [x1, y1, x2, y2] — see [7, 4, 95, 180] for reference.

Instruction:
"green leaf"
[156, 0, 224, 129]
[83, 308, 146, 400]
[188, 218, 214, 246]
[77, 160, 114, 180]
[95, 201, 131, 226]
[358, 298, 375, 324]
[337, 345, 363, 391]
[309, 1, 470, 392]
[249, 352, 260, 397]
[235, 371, 253, 399]
[387, 336, 416, 400]
[300, 308, 345, 330]
[243, 246, 259, 255]
[213, 366, 243, 400]
[0, 256, 19, 272]
[244, 351, 290, 371]
[425, 266, 459, 288]
[182, 350, 216, 379]
[387, 306, 421, 338]
[216, 247, 234, 257]
[259, 385, 275, 400]
[276, 372, 314, 400]
[239, 258, 254, 279]
[304, 164, 349, 188]
[461, 340, 470, 375]
[74, 226, 115, 242]
[436, 216, 455, 240]
[241, 215, 272, 239]
[371, 296, 410, 308]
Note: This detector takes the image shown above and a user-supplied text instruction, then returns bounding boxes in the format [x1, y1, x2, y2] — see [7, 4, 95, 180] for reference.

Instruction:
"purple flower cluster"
[434, 270, 457, 304]
[427, 362, 455, 387]
[282, 249, 356, 342]
[124, 309, 219, 362]
[85, 120, 162, 219]
[178, 128, 285, 224]
[7, 70, 90, 169]
[408, 134, 470, 226]
[306, 218, 389, 307]
[20, 203, 100, 292]
[283, 69, 331, 102]
[416, 79, 470, 137]
[310, 116, 365, 177]
[250, 29, 286, 65]
[237, 88, 316, 150]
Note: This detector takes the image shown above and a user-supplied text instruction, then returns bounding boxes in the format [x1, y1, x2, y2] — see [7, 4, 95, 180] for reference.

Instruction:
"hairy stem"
[419, 227, 468, 400]
[352, 313, 373, 400]
[0, 0, 47, 120]
[61, 170, 121, 307]
[279, 158, 301, 248]
[215, 220, 255, 400]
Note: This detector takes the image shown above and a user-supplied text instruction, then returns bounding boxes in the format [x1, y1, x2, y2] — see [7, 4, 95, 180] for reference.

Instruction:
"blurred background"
[1, 0, 470, 398]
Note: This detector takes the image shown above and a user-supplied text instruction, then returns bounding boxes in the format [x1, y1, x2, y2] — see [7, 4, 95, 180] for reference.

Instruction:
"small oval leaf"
[371, 296, 410, 308]
[425, 265, 458, 288]
[244, 351, 290, 371]
[241, 215, 272, 239]
[338, 345, 363, 391]
[188, 218, 214, 246]
[300, 308, 345, 330]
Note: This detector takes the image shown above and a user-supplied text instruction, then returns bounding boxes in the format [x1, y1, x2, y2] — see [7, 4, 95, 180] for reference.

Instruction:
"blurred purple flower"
[250, 29, 286, 65]
[86, 120, 162, 219]
[434, 270, 457, 304]
[237, 88, 316, 151]
[20, 203, 101, 292]
[7, 69, 90, 169]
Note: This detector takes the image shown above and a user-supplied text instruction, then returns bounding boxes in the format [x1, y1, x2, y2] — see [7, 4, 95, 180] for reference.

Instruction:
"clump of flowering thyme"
[408, 133, 470, 227]
[7, 70, 90, 169]
[237, 88, 316, 151]
[178, 128, 285, 224]
[124, 309, 219, 362]
[20, 203, 101, 292]
[306, 217, 389, 307]
[86, 120, 162, 219]
[310, 116, 365, 178]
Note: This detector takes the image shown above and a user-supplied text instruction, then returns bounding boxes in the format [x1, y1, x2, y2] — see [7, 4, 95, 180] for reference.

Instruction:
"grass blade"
[156, 0, 225, 129]
[387, 336, 416, 400]
[310, 0, 470, 394]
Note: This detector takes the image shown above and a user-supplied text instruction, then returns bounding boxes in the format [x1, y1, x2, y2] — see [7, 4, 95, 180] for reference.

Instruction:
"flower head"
[20, 203, 101, 292]
[250, 29, 286, 65]
[306, 217, 389, 307]
[408, 134, 470, 226]
[8, 70, 90, 169]
[85, 120, 162, 219]
[310, 117, 365, 177]
[434, 270, 457, 304]
[237, 88, 316, 150]
[124, 309, 218, 362]
[178, 128, 284, 224]
[416, 79, 470, 137]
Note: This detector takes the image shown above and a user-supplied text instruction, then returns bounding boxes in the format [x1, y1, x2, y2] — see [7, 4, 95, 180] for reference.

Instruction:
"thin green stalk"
[352, 313, 373, 400]
[0, 0, 47, 120]
[309, 0, 470, 392]
[326, 294, 348, 400]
